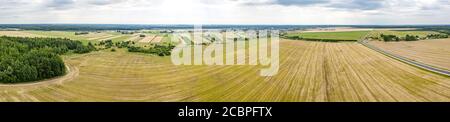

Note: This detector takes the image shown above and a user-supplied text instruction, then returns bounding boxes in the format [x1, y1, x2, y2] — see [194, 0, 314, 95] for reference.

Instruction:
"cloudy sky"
[0, 0, 449, 24]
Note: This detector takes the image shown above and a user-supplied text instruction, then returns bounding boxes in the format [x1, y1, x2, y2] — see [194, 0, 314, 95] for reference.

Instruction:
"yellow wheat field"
[369, 39, 450, 70]
[0, 31, 47, 37]
[0, 40, 449, 102]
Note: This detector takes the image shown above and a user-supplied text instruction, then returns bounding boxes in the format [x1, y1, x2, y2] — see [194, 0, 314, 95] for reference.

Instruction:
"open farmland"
[1, 31, 147, 44]
[87, 34, 116, 40]
[0, 31, 47, 37]
[126, 34, 144, 42]
[286, 31, 369, 41]
[1, 31, 108, 44]
[301, 27, 374, 32]
[138, 35, 156, 43]
[369, 39, 450, 70]
[151, 36, 163, 43]
[0, 31, 98, 44]
[368, 30, 439, 38]
[103, 35, 132, 42]
[0, 39, 448, 102]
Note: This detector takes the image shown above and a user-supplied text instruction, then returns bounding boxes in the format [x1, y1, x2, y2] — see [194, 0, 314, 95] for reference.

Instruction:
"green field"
[286, 31, 369, 41]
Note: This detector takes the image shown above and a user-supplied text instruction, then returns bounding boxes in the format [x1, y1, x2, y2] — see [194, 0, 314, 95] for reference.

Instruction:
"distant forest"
[1, 24, 449, 31]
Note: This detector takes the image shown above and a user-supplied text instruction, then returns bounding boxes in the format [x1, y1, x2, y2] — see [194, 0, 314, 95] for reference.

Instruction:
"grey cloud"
[420, 0, 449, 10]
[235, 0, 385, 10]
[47, 0, 75, 6]
[0, 1, 29, 9]
[274, 0, 330, 6]
[86, 0, 126, 6]
[43, 0, 126, 10]
[234, 0, 330, 6]
[327, 0, 385, 10]
[45, 0, 76, 9]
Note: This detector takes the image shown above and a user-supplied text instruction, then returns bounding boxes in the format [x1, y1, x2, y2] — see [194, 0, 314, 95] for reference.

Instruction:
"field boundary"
[358, 38, 450, 77]
[0, 64, 79, 87]
[0, 52, 101, 87]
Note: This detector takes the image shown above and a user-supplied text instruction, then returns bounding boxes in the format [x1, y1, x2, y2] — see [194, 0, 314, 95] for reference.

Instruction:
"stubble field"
[0, 39, 449, 102]
[369, 38, 450, 70]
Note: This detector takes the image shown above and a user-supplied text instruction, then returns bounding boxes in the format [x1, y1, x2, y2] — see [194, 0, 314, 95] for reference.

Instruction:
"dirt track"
[0, 52, 100, 88]
[0, 64, 79, 88]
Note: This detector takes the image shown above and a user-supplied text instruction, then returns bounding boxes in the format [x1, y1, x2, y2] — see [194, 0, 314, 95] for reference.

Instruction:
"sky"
[0, 0, 449, 25]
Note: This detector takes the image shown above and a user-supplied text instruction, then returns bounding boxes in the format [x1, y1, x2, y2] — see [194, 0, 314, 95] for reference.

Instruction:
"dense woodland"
[0, 36, 95, 83]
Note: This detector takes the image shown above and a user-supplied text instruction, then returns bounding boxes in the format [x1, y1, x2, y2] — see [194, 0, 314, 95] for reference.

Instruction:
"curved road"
[359, 39, 450, 77]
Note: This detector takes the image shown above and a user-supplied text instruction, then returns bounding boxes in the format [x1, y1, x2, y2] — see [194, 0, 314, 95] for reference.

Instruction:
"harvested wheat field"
[369, 39, 450, 70]
[138, 35, 156, 43]
[126, 35, 144, 42]
[80, 32, 111, 38]
[0, 31, 47, 37]
[0, 39, 449, 102]
[151, 36, 163, 43]
[87, 34, 118, 41]
[100, 35, 125, 41]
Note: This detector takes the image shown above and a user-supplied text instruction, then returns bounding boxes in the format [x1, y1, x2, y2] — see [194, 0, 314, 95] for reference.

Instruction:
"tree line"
[98, 40, 175, 56]
[380, 33, 448, 42]
[127, 43, 175, 56]
[0, 36, 95, 83]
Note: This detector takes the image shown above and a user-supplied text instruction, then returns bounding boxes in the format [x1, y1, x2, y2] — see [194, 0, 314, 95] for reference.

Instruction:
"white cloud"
[0, 0, 448, 24]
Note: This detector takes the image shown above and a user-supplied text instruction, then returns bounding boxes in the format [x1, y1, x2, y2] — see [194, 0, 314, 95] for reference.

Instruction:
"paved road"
[358, 39, 450, 77]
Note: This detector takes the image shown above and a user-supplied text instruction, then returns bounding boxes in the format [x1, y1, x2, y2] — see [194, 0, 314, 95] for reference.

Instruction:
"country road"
[359, 39, 450, 77]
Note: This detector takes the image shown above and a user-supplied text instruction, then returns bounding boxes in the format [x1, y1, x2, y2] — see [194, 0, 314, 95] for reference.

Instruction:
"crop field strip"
[367, 30, 439, 38]
[152, 36, 163, 43]
[126, 34, 144, 42]
[369, 39, 450, 70]
[0, 31, 47, 37]
[138, 35, 156, 43]
[286, 31, 369, 41]
[0, 31, 124, 44]
[99, 35, 127, 41]
[87, 34, 116, 40]
[0, 39, 449, 102]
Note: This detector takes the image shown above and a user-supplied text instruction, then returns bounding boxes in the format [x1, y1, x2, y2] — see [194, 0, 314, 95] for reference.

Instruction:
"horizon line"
[1, 23, 450, 26]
